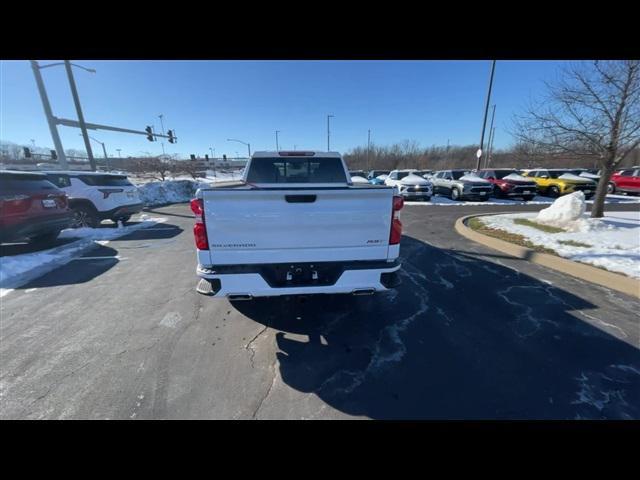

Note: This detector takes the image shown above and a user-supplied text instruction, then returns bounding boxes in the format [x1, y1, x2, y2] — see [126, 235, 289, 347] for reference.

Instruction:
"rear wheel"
[607, 182, 616, 194]
[70, 205, 99, 228]
[29, 230, 60, 245]
[451, 188, 461, 201]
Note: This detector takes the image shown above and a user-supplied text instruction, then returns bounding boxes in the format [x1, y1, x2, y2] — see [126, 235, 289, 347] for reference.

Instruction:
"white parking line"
[70, 256, 127, 261]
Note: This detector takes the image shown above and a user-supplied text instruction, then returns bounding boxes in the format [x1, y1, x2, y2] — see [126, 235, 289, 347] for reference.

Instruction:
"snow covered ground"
[0, 215, 165, 297]
[405, 193, 640, 206]
[481, 210, 640, 279]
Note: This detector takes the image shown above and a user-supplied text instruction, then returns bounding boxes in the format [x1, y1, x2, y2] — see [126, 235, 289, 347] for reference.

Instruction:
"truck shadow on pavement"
[231, 235, 640, 420]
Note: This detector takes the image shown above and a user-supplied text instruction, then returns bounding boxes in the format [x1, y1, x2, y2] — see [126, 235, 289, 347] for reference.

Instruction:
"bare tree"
[513, 60, 640, 218]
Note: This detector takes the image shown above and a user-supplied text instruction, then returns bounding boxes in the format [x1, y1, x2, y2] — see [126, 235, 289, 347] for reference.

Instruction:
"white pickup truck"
[191, 151, 403, 299]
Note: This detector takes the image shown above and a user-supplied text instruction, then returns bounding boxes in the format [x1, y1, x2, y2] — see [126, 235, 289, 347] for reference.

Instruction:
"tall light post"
[275, 130, 280, 151]
[116, 149, 121, 158]
[327, 115, 334, 151]
[227, 138, 251, 157]
[30, 61, 69, 169]
[64, 60, 97, 171]
[476, 60, 497, 171]
[484, 104, 496, 169]
[367, 129, 371, 171]
[79, 133, 109, 170]
[209, 147, 215, 159]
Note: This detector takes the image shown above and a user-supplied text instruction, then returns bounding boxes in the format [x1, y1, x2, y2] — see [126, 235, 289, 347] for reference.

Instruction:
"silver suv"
[431, 169, 493, 201]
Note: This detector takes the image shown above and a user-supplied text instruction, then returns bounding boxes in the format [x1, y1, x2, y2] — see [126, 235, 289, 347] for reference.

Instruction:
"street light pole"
[30, 60, 68, 169]
[327, 115, 334, 151]
[227, 139, 250, 158]
[367, 129, 371, 171]
[116, 149, 121, 158]
[64, 60, 96, 171]
[476, 60, 496, 171]
[275, 130, 280, 151]
[484, 104, 496, 169]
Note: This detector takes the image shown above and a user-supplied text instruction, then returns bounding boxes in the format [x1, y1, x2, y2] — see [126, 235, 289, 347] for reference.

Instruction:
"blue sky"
[0, 60, 565, 158]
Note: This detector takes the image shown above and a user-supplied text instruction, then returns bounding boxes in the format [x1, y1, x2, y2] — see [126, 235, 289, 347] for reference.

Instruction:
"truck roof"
[252, 151, 341, 158]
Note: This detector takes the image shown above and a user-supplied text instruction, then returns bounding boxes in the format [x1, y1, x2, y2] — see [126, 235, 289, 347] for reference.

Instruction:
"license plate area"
[42, 199, 57, 208]
[260, 263, 344, 288]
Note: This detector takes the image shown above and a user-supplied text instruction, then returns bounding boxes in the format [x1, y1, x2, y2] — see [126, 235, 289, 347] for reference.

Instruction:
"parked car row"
[349, 166, 640, 202]
[1, 169, 144, 246]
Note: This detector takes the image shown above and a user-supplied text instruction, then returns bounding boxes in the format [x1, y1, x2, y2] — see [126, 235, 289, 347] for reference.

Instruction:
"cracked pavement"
[1, 202, 639, 419]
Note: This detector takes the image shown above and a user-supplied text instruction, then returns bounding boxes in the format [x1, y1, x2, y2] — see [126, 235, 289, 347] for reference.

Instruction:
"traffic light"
[190, 154, 196, 160]
[50, 150, 57, 160]
[145, 126, 154, 142]
[222, 154, 227, 161]
[167, 130, 176, 144]
[23, 147, 31, 158]
[205, 154, 209, 161]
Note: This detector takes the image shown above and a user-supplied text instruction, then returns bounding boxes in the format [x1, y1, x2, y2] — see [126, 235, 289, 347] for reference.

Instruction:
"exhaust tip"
[228, 294, 253, 301]
[352, 288, 376, 296]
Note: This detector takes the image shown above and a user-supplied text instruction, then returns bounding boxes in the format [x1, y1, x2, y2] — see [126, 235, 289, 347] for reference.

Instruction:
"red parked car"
[475, 168, 539, 201]
[0, 171, 73, 244]
[607, 168, 640, 195]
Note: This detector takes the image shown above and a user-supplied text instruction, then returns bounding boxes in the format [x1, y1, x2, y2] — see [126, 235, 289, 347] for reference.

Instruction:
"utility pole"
[484, 104, 496, 169]
[486, 127, 496, 168]
[476, 60, 496, 171]
[158, 114, 166, 156]
[367, 129, 371, 171]
[64, 60, 96, 171]
[327, 115, 334, 151]
[275, 130, 280, 151]
[30, 61, 68, 169]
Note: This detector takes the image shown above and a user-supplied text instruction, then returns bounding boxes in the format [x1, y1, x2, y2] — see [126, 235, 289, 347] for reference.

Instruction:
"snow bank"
[482, 211, 640, 279]
[0, 216, 164, 296]
[133, 172, 240, 207]
[460, 174, 490, 183]
[536, 191, 586, 227]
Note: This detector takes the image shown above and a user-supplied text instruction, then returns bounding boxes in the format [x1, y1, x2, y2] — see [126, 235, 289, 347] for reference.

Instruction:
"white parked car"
[384, 169, 433, 201]
[43, 171, 143, 227]
[192, 151, 403, 299]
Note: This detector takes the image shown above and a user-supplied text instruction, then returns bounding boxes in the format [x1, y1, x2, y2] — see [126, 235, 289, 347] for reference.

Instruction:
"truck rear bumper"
[196, 260, 401, 298]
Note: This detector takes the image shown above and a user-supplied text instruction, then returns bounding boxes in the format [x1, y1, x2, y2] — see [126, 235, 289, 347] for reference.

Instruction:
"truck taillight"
[389, 195, 403, 245]
[190, 198, 209, 250]
[194, 223, 209, 250]
[190, 198, 204, 216]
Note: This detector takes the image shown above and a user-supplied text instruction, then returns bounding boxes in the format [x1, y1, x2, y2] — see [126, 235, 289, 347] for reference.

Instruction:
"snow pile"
[137, 180, 200, 206]
[1, 215, 164, 296]
[536, 191, 586, 227]
[459, 174, 490, 183]
[502, 173, 532, 182]
[481, 211, 640, 279]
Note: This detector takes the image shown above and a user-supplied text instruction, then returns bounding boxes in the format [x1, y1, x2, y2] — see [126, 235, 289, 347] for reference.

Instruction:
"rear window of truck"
[246, 158, 347, 183]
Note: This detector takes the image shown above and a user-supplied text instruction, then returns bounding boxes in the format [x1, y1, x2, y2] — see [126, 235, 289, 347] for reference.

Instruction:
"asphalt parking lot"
[1, 202, 639, 419]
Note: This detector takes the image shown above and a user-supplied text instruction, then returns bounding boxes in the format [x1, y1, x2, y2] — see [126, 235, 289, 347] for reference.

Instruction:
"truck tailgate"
[201, 187, 394, 265]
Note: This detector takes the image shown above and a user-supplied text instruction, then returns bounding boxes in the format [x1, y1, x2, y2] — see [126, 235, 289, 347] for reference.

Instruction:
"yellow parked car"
[520, 169, 597, 199]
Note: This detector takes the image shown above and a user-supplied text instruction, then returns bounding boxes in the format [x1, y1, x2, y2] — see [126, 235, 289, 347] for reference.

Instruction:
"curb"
[454, 214, 640, 299]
